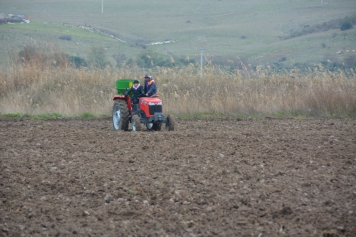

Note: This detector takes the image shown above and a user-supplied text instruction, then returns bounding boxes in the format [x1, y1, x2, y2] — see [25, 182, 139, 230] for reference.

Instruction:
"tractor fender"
[113, 95, 126, 100]
[113, 95, 132, 114]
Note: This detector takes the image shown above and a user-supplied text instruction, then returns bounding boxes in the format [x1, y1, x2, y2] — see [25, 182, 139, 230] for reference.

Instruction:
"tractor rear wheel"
[165, 114, 175, 131]
[112, 100, 129, 131]
[131, 115, 142, 131]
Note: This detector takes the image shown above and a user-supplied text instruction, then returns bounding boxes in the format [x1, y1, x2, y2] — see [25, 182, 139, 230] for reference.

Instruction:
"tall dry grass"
[0, 57, 356, 117]
[159, 66, 356, 117]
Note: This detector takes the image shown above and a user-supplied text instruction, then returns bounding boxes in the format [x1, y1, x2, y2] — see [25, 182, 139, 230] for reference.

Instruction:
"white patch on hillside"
[147, 40, 175, 46]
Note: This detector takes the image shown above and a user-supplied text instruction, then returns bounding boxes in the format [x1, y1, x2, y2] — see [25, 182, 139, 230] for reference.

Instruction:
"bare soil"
[0, 117, 355, 237]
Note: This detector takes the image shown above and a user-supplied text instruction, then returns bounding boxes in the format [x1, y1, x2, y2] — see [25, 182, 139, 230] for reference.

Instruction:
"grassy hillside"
[1, 0, 355, 66]
[0, 20, 133, 64]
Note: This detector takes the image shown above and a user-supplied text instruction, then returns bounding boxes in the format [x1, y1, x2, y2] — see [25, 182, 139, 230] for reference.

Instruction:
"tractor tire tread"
[116, 100, 129, 131]
[166, 114, 176, 131]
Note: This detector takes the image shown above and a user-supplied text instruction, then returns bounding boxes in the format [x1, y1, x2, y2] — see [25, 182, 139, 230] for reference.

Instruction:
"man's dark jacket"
[125, 85, 144, 103]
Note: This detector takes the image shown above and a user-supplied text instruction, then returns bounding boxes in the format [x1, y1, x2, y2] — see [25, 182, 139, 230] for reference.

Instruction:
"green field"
[1, 0, 355, 66]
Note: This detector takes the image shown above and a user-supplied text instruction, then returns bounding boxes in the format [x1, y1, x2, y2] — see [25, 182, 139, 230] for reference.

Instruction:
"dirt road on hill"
[0, 117, 355, 236]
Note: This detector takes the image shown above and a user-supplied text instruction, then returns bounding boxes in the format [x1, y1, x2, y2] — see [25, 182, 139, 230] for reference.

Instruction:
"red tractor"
[112, 79, 175, 131]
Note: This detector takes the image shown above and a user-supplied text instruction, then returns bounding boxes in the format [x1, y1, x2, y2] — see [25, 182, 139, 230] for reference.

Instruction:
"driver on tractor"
[144, 75, 157, 97]
[125, 80, 144, 112]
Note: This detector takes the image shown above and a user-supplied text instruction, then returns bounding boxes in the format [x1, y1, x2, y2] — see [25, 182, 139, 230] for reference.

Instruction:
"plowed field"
[1, 117, 355, 236]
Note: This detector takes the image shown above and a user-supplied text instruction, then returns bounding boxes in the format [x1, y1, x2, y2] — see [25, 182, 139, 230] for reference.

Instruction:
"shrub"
[113, 53, 127, 67]
[279, 56, 287, 62]
[88, 46, 108, 68]
[59, 35, 72, 41]
[285, 15, 356, 39]
[340, 21, 353, 31]
[18, 45, 68, 68]
[134, 39, 151, 49]
[136, 49, 175, 68]
[67, 55, 87, 68]
[125, 58, 136, 67]
[344, 55, 356, 68]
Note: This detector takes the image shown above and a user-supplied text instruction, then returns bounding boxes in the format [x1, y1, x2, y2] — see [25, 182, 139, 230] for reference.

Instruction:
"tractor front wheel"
[131, 115, 142, 131]
[152, 122, 162, 131]
[112, 100, 129, 131]
[165, 115, 175, 131]
[146, 122, 161, 131]
[146, 122, 155, 131]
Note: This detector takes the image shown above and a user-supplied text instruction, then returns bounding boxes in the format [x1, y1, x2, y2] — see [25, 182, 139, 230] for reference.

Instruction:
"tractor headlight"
[148, 102, 162, 105]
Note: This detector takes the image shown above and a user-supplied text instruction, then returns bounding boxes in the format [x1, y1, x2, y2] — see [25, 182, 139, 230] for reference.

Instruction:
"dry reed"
[0, 61, 355, 117]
